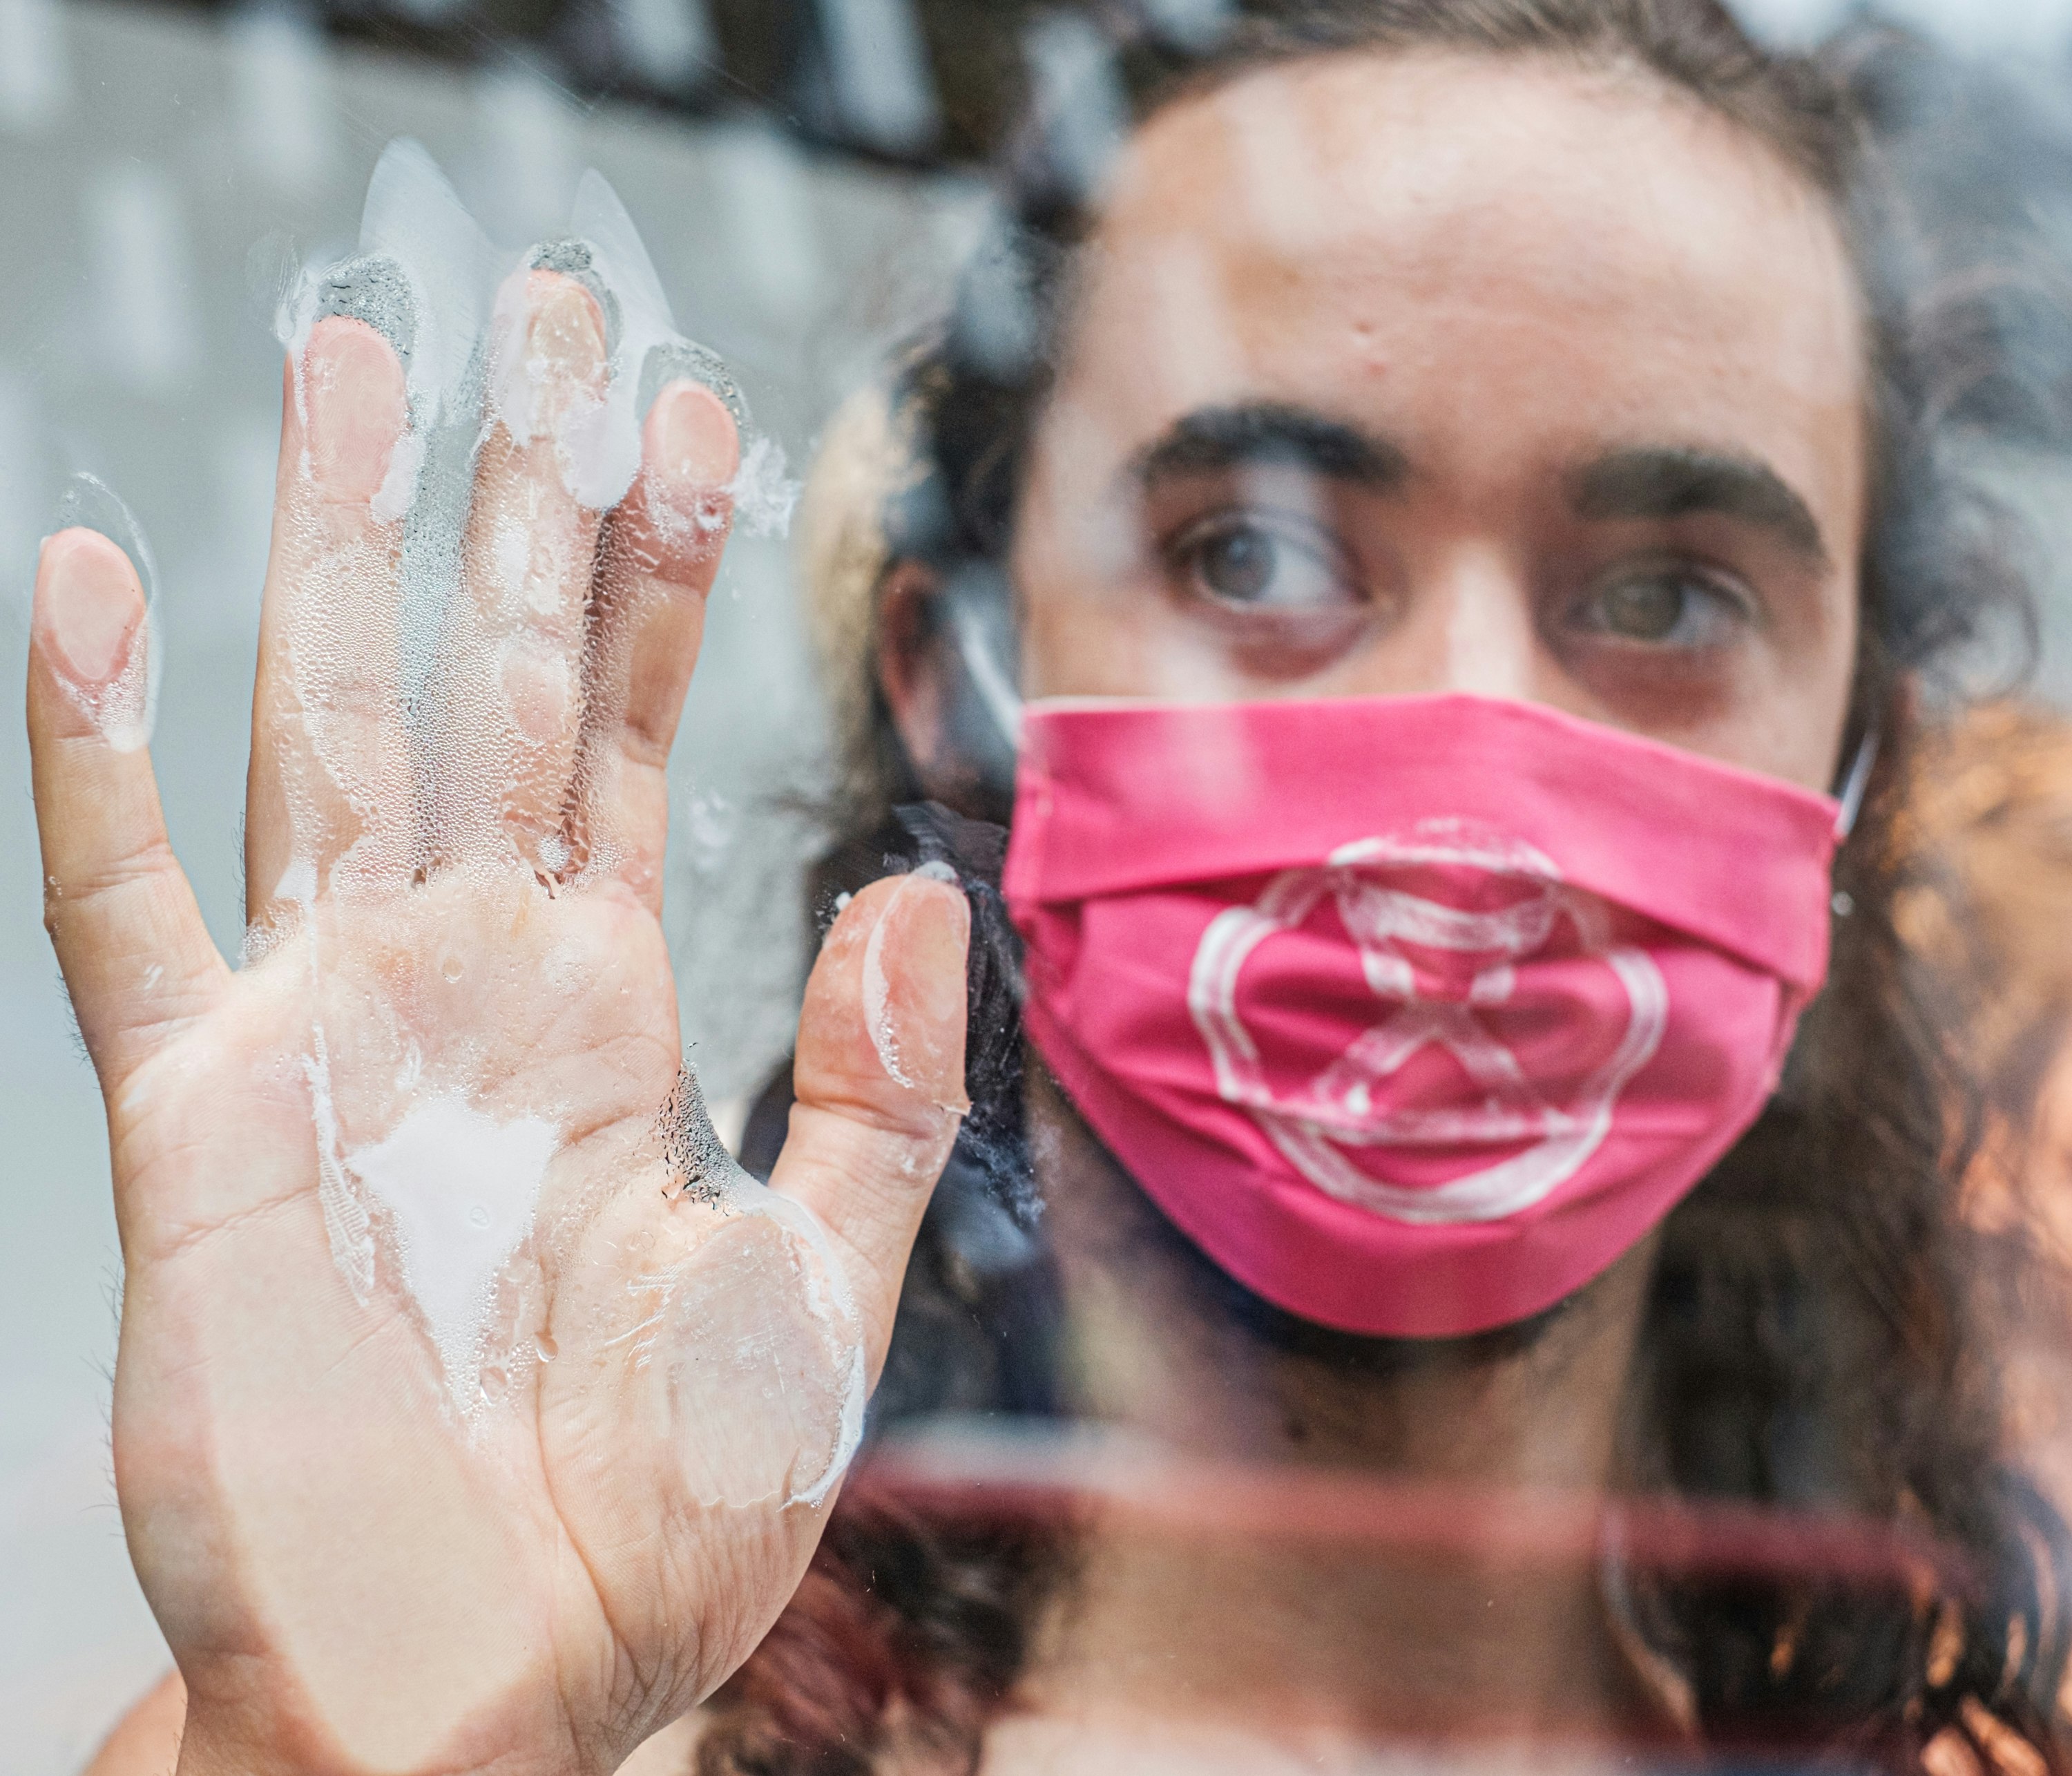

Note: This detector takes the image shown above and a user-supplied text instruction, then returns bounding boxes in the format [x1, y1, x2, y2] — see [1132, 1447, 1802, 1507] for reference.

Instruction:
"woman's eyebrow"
[1569, 446, 1830, 567]
[1129, 402, 1410, 490]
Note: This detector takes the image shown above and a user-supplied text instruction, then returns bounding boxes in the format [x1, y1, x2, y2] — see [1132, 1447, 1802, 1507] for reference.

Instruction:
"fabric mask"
[1001, 694, 1848, 1339]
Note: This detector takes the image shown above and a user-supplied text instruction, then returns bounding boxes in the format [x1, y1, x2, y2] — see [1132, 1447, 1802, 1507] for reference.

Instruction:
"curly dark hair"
[702, 3, 2072, 1770]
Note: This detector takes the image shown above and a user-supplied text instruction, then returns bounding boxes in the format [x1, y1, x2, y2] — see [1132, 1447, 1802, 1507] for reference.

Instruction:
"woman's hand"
[27, 276, 970, 1776]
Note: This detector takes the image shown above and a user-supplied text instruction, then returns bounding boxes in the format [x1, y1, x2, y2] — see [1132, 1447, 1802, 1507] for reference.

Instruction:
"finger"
[244, 317, 414, 931]
[428, 270, 608, 879]
[572, 379, 738, 906]
[28, 529, 227, 1087]
[769, 872, 970, 1373]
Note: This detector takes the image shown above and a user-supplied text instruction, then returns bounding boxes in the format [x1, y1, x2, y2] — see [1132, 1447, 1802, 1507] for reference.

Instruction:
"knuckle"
[66, 833, 183, 910]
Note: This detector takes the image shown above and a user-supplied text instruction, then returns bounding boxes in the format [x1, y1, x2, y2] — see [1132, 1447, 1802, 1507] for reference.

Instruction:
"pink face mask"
[1001, 694, 1850, 1340]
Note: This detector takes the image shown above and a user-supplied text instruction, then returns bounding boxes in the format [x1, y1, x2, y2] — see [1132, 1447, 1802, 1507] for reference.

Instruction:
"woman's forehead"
[1056, 50, 1868, 517]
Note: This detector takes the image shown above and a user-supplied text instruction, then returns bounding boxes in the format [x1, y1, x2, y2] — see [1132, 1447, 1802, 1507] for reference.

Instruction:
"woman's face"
[1010, 50, 1868, 794]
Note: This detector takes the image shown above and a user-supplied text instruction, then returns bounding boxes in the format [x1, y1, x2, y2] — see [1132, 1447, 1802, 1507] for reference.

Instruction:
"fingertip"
[646, 379, 740, 504]
[35, 528, 145, 690]
[39, 522, 135, 582]
[815, 873, 901, 962]
[303, 314, 407, 392]
[521, 269, 608, 380]
[302, 316, 410, 504]
[896, 871, 972, 994]
[826, 870, 968, 942]
[845, 870, 970, 1111]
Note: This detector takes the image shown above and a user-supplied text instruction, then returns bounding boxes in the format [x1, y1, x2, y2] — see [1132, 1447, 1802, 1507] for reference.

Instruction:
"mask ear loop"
[948, 594, 1024, 749]
[1833, 729, 1881, 841]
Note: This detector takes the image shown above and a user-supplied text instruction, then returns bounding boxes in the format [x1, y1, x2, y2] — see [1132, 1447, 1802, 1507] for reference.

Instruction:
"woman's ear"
[877, 559, 954, 788]
[874, 559, 1020, 821]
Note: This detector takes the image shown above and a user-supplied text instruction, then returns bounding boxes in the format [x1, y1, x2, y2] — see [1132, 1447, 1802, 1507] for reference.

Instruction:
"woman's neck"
[999, 1069, 1680, 1761]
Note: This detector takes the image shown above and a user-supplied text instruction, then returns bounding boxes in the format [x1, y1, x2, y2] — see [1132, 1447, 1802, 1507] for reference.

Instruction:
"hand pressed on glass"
[26, 267, 969, 1775]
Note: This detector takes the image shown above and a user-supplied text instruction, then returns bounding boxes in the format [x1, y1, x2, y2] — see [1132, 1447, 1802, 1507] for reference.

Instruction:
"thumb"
[768, 870, 970, 1374]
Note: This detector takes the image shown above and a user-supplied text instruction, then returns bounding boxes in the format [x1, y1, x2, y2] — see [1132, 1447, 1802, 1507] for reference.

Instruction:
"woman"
[37, 1, 2071, 1773]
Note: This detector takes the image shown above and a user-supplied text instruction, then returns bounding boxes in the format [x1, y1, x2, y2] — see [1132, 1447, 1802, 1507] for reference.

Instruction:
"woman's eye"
[1573, 569, 1751, 648]
[1167, 514, 1356, 614]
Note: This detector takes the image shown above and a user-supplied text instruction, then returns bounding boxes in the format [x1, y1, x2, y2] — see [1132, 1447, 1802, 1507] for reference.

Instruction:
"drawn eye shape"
[1575, 567, 1751, 648]
[1169, 513, 1356, 614]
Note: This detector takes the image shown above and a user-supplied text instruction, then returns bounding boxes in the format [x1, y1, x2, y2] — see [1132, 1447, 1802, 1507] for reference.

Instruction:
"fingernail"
[638, 339, 749, 433]
[39, 529, 143, 685]
[886, 875, 971, 1108]
[528, 274, 607, 386]
[652, 380, 740, 500]
[528, 240, 621, 354]
[314, 252, 417, 369]
[305, 317, 408, 503]
[905, 877, 972, 1032]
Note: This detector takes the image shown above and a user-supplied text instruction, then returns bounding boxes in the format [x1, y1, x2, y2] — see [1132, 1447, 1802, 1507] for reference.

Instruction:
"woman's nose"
[1351, 548, 1544, 703]
[1437, 561, 1541, 700]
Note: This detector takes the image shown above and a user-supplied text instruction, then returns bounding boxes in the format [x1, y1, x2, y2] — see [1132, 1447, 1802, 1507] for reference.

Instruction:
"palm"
[31, 288, 967, 1776]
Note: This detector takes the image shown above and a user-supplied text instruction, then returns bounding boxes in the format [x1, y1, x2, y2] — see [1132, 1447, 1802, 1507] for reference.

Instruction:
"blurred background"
[5, 0, 2072, 1768]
